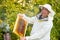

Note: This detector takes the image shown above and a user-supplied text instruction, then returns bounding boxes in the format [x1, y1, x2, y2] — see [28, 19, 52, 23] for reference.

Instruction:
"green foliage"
[0, 0, 60, 40]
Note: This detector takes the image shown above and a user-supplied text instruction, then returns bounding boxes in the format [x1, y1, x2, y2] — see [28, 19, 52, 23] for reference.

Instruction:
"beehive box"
[13, 15, 28, 37]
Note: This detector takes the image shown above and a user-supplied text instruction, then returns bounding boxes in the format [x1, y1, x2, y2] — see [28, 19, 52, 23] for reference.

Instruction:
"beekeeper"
[19, 4, 55, 40]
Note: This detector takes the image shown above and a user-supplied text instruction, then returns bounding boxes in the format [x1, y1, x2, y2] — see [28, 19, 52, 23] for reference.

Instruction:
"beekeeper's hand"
[20, 37, 26, 40]
[17, 13, 24, 18]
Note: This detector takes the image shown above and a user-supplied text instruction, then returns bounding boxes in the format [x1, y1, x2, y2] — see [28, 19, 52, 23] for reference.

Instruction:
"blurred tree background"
[0, 0, 60, 40]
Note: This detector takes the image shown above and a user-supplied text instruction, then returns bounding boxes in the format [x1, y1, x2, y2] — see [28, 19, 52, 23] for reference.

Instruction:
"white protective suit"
[23, 4, 55, 40]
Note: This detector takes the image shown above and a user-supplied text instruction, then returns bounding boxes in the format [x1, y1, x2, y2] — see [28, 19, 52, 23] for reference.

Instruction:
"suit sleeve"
[23, 14, 36, 24]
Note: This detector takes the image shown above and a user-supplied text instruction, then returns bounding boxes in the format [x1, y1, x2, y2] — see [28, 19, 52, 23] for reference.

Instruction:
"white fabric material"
[23, 14, 53, 40]
[22, 4, 55, 40]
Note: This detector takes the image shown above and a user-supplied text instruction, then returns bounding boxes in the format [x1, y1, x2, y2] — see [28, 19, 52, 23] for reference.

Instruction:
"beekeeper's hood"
[39, 4, 55, 21]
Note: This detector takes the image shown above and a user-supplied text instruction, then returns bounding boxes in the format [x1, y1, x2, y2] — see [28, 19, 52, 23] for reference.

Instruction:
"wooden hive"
[13, 15, 28, 37]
